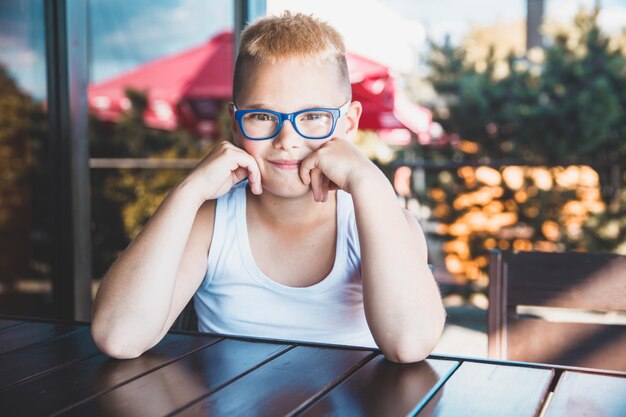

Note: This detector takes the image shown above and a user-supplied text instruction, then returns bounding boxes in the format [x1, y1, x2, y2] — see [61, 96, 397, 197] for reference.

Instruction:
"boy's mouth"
[269, 159, 301, 170]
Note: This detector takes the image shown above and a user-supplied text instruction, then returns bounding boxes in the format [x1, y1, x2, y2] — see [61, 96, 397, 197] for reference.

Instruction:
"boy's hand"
[299, 138, 380, 202]
[185, 141, 262, 202]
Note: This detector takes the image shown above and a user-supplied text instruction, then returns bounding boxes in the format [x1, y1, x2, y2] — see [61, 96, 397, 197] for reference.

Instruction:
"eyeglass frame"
[232, 101, 351, 141]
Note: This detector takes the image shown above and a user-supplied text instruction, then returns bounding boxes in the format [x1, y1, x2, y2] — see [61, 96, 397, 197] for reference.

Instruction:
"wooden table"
[1, 317, 624, 417]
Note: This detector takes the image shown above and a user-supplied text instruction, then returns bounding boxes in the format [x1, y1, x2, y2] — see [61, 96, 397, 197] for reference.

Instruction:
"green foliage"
[403, 9, 626, 283]
[0, 64, 48, 278]
[581, 169, 626, 254]
[425, 9, 626, 165]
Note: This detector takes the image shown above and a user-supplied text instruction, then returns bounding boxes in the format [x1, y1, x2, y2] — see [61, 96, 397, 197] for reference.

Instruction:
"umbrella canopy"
[89, 31, 433, 143]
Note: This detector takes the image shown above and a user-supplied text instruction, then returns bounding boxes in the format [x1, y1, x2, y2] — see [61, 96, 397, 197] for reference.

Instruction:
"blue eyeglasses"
[233, 101, 350, 140]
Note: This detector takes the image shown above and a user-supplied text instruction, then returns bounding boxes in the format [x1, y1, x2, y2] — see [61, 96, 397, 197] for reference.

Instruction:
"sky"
[88, 0, 233, 83]
[1, 0, 625, 100]
[382, 0, 626, 43]
[267, 0, 626, 73]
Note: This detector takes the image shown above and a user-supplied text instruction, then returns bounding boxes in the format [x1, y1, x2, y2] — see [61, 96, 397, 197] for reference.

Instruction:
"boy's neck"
[246, 187, 337, 227]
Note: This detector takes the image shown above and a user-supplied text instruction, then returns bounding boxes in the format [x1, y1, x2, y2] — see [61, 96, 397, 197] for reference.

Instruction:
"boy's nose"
[272, 120, 300, 149]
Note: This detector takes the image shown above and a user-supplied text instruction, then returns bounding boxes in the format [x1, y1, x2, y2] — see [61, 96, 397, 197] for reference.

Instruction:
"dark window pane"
[0, 0, 53, 316]
[88, 1, 234, 287]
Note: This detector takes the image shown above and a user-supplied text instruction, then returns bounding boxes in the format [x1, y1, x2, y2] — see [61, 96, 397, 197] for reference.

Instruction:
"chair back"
[488, 250, 626, 372]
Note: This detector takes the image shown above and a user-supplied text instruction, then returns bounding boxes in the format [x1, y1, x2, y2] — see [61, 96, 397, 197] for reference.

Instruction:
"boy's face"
[232, 57, 360, 199]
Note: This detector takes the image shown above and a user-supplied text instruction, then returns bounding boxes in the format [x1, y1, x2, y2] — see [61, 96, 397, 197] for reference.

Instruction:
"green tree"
[407, 9, 626, 284]
[0, 64, 48, 281]
[425, 9, 626, 165]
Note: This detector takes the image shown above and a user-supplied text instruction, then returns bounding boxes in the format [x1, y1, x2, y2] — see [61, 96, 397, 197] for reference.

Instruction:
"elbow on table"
[382, 321, 445, 363]
[383, 339, 434, 364]
[90, 322, 146, 360]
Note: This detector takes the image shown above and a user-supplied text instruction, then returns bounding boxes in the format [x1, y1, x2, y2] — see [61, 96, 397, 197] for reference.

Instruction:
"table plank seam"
[48, 336, 226, 417]
[536, 387, 556, 417]
[286, 351, 379, 417]
[0, 352, 104, 394]
[0, 325, 82, 359]
[0, 328, 97, 392]
[407, 360, 462, 417]
[166, 343, 299, 417]
[532, 369, 556, 417]
[0, 326, 87, 358]
[0, 315, 91, 327]
[543, 371, 626, 417]
[548, 369, 564, 393]
[0, 322, 27, 333]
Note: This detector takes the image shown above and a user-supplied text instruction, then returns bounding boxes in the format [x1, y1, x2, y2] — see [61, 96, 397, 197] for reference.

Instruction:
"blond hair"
[233, 11, 351, 103]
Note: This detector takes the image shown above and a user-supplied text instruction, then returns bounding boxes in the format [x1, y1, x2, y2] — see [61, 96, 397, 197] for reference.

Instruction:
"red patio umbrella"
[89, 31, 432, 143]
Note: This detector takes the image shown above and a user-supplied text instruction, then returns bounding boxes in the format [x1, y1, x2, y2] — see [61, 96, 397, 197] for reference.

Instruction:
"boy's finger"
[310, 168, 323, 202]
[233, 151, 262, 194]
[299, 155, 318, 185]
[233, 166, 248, 183]
[322, 174, 330, 202]
[248, 169, 263, 194]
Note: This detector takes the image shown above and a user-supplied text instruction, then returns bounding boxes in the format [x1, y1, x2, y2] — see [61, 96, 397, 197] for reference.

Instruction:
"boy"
[91, 12, 445, 363]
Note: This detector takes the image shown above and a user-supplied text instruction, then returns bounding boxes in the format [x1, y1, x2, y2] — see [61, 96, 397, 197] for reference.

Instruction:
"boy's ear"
[344, 100, 362, 142]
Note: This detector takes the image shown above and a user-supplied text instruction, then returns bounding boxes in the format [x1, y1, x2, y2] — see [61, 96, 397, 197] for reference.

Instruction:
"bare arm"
[350, 171, 446, 363]
[91, 141, 263, 358]
[91, 185, 213, 358]
[299, 133, 445, 363]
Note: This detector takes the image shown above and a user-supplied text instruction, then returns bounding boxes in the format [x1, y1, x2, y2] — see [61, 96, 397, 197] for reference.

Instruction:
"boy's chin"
[261, 179, 312, 199]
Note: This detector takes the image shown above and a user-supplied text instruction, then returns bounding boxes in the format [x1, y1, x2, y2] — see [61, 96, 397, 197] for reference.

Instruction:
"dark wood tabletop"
[0, 316, 624, 417]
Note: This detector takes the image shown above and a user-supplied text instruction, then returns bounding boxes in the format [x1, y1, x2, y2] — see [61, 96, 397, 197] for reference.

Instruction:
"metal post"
[234, 0, 266, 55]
[526, 0, 544, 50]
[44, 0, 92, 321]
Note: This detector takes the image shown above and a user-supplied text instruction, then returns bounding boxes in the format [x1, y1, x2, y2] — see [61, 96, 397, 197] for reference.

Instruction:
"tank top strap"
[202, 181, 246, 289]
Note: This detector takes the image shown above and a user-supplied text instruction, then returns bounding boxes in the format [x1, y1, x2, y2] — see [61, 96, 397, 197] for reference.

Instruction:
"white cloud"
[267, 0, 426, 73]
[377, 0, 525, 44]
[597, 3, 626, 34]
[546, 0, 593, 24]
[354, 0, 625, 44]
[543, 0, 626, 35]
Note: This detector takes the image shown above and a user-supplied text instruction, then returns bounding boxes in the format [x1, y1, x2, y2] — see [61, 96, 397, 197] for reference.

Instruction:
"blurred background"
[1, 0, 625, 357]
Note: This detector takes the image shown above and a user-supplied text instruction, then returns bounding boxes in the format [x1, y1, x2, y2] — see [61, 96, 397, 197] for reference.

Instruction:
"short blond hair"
[233, 11, 351, 103]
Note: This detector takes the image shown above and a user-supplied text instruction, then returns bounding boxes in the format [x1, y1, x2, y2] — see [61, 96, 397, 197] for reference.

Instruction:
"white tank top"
[194, 181, 377, 348]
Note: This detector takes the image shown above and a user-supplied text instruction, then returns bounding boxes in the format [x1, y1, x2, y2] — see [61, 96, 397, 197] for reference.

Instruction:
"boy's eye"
[300, 112, 331, 122]
[246, 112, 275, 122]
